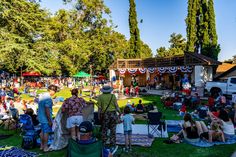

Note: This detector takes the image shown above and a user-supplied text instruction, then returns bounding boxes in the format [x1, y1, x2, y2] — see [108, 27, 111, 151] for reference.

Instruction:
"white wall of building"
[194, 66, 213, 87]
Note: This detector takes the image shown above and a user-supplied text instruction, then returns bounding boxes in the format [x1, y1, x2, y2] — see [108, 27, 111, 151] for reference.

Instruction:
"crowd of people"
[1, 75, 236, 156]
[163, 89, 236, 144]
[15, 82, 135, 156]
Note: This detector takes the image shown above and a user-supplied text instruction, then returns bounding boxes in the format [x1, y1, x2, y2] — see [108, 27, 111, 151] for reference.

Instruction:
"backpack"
[21, 131, 37, 149]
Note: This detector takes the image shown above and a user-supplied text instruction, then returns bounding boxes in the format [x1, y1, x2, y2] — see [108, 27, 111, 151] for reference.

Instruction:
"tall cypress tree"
[186, 0, 198, 52]
[198, 0, 209, 53]
[200, 0, 220, 60]
[186, 0, 220, 60]
[128, 0, 141, 58]
[207, 0, 220, 60]
[208, 0, 217, 46]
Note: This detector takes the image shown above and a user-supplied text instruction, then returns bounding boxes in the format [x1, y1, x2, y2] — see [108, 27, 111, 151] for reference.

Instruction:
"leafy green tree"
[156, 47, 168, 57]
[157, 33, 186, 57]
[0, 0, 134, 76]
[140, 41, 152, 58]
[128, 0, 141, 58]
[0, 0, 49, 74]
[169, 33, 186, 50]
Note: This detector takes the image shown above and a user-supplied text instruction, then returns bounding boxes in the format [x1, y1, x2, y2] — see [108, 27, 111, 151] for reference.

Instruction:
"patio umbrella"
[22, 71, 41, 77]
[73, 71, 91, 78]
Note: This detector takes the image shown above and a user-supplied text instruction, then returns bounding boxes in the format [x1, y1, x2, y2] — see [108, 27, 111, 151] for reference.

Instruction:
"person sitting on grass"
[208, 109, 235, 137]
[121, 106, 135, 152]
[0, 99, 6, 118]
[136, 99, 145, 113]
[208, 121, 225, 142]
[126, 100, 135, 112]
[191, 93, 200, 108]
[179, 104, 187, 117]
[176, 113, 209, 143]
[164, 97, 173, 108]
[25, 108, 39, 126]
[78, 121, 113, 157]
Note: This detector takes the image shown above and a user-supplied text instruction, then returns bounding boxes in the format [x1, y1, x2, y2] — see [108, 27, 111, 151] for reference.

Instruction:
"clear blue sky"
[40, 0, 236, 61]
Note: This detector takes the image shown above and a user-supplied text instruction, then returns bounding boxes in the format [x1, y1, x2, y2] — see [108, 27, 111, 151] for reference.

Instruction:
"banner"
[168, 67, 177, 73]
[128, 69, 137, 74]
[148, 68, 156, 74]
[118, 69, 126, 75]
[157, 67, 166, 73]
[138, 68, 146, 74]
[180, 66, 193, 73]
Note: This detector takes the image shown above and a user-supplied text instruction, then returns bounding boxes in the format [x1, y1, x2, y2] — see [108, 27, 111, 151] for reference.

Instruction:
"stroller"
[19, 114, 40, 149]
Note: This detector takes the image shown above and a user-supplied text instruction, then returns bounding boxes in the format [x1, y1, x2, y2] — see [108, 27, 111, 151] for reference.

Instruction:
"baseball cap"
[79, 121, 93, 133]
[48, 85, 58, 92]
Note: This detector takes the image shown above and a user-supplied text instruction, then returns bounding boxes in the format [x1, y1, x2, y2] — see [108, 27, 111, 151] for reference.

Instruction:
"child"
[121, 106, 135, 152]
[208, 121, 225, 142]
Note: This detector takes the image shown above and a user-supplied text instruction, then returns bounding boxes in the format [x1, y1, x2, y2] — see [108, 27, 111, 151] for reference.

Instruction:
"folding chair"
[147, 111, 165, 138]
[67, 138, 103, 157]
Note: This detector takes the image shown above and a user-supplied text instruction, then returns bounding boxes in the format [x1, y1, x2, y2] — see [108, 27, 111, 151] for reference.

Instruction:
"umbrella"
[73, 71, 91, 78]
[22, 71, 41, 77]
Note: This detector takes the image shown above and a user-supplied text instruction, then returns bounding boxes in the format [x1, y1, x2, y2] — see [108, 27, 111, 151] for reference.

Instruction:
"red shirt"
[212, 111, 219, 117]
[208, 97, 214, 107]
[180, 105, 186, 112]
[165, 101, 173, 107]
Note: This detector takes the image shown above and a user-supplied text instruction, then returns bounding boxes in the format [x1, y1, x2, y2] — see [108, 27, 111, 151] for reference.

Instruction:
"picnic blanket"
[185, 135, 236, 147]
[116, 134, 154, 147]
[166, 120, 183, 133]
[0, 146, 38, 157]
[116, 124, 168, 138]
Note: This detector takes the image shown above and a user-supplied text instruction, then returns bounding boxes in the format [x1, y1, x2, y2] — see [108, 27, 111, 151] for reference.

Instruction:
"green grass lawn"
[1, 88, 236, 157]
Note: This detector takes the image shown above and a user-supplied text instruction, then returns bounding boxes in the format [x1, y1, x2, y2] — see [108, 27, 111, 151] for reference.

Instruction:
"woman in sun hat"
[97, 85, 121, 153]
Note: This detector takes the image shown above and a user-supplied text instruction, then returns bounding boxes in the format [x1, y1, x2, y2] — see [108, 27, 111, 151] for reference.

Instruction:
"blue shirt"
[121, 114, 134, 131]
[38, 92, 53, 123]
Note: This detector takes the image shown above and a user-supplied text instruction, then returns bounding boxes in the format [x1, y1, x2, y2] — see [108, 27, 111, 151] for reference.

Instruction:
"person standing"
[97, 85, 121, 153]
[38, 85, 58, 152]
[121, 106, 135, 152]
[62, 88, 87, 140]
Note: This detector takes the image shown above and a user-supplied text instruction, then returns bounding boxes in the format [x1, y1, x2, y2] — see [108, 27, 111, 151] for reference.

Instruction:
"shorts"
[41, 123, 52, 134]
[124, 130, 132, 135]
[66, 115, 83, 129]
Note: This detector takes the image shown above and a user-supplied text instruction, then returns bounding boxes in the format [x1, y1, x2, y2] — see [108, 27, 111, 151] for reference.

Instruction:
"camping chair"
[147, 111, 165, 138]
[67, 138, 103, 157]
[9, 108, 19, 132]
